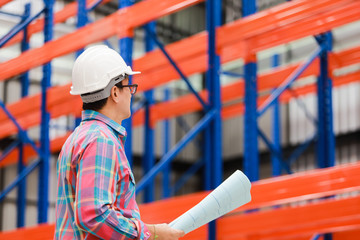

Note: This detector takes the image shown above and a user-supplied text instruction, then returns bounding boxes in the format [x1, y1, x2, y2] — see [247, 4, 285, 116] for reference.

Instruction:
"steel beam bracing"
[136, 110, 215, 193]
[0, 1, 357, 233]
[162, 88, 171, 198]
[258, 46, 323, 117]
[257, 128, 292, 174]
[287, 134, 317, 164]
[172, 158, 204, 195]
[1, 50, 359, 169]
[316, 32, 335, 240]
[271, 54, 282, 176]
[2, 0, 358, 82]
[145, 27, 209, 110]
[0, 101, 42, 157]
[2, 163, 360, 238]
[76, 0, 87, 57]
[142, 21, 156, 203]
[17, 3, 31, 227]
[242, 0, 258, 182]
[206, 0, 222, 239]
[316, 32, 335, 170]
[38, 0, 54, 224]
[0, 7, 45, 48]
[0, 159, 41, 202]
[3, 0, 112, 47]
[119, 0, 135, 167]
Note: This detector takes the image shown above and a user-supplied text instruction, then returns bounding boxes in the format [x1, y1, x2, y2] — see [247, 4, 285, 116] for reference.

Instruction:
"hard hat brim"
[124, 66, 141, 76]
[127, 71, 141, 75]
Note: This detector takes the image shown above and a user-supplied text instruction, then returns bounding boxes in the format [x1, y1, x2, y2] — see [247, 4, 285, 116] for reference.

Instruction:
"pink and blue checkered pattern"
[55, 110, 150, 240]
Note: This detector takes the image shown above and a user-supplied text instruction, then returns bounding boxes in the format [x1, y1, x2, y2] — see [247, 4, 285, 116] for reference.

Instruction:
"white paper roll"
[169, 170, 251, 234]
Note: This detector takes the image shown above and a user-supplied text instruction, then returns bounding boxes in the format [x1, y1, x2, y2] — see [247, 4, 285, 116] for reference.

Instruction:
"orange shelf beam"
[1, 163, 359, 239]
[2, 0, 357, 87]
[0, 133, 70, 167]
[221, 70, 360, 120]
[218, 0, 360, 52]
[134, 0, 360, 92]
[248, 1, 360, 54]
[0, 223, 55, 239]
[1, 0, 359, 83]
[217, 196, 360, 240]
[139, 162, 360, 223]
[0, 45, 358, 143]
[0, 0, 11, 7]
[4, 0, 112, 47]
[140, 163, 360, 240]
[0, 0, 359, 168]
[140, 57, 359, 125]
[0, 200, 358, 240]
[334, 229, 360, 240]
[0, 0, 357, 133]
[0, 0, 204, 81]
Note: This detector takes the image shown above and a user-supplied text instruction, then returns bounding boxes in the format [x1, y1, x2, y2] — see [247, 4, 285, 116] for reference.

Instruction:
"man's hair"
[82, 98, 108, 111]
[82, 80, 123, 111]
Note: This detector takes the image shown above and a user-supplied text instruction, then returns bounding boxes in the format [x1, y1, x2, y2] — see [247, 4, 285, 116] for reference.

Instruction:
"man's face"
[116, 78, 132, 119]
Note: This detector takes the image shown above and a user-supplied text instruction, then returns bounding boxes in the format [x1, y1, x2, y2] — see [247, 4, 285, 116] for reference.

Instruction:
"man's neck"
[98, 107, 123, 126]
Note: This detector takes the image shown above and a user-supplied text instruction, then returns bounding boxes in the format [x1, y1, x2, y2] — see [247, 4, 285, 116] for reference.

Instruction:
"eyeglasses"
[117, 84, 138, 95]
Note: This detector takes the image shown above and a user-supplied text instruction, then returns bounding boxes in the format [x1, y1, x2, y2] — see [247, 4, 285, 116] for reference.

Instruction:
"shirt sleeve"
[74, 136, 150, 240]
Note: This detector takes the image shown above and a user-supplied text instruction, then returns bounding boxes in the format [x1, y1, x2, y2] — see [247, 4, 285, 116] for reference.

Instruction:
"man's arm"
[74, 137, 150, 239]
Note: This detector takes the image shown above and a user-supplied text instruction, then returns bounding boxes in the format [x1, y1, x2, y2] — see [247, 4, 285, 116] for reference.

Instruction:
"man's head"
[70, 45, 140, 121]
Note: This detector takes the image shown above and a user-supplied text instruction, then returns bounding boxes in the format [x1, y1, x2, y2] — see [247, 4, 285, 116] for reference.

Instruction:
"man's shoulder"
[59, 121, 119, 164]
[79, 120, 119, 144]
[62, 121, 112, 147]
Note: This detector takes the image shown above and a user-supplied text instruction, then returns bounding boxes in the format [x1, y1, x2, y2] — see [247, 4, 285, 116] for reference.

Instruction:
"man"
[55, 45, 184, 240]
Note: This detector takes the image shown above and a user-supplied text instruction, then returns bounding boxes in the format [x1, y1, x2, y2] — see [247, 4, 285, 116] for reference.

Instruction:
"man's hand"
[146, 223, 185, 240]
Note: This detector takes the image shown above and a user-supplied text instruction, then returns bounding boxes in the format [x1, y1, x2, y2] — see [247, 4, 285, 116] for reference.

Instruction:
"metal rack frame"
[0, 0, 53, 227]
[0, 1, 359, 238]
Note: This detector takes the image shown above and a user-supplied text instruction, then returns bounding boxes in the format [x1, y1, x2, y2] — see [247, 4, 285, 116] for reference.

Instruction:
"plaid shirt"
[55, 110, 150, 240]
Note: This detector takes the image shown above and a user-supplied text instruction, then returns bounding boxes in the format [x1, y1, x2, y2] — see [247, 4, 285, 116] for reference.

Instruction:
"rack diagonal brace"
[287, 134, 317, 164]
[144, 25, 209, 111]
[172, 157, 204, 195]
[257, 127, 292, 174]
[0, 140, 20, 164]
[258, 46, 324, 116]
[0, 101, 42, 157]
[136, 109, 216, 193]
[0, 7, 44, 48]
[0, 158, 41, 201]
[288, 88, 318, 125]
[87, 0, 103, 12]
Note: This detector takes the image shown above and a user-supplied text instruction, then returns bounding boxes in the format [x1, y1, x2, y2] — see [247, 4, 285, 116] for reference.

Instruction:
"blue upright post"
[204, 125, 211, 191]
[271, 54, 282, 176]
[316, 32, 334, 240]
[74, 0, 87, 129]
[207, 0, 222, 191]
[316, 32, 335, 169]
[20, 4, 30, 98]
[76, 0, 87, 57]
[17, 3, 30, 228]
[162, 88, 171, 198]
[206, 0, 222, 239]
[143, 22, 156, 203]
[119, 0, 134, 166]
[242, 0, 258, 182]
[38, 0, 53, 224]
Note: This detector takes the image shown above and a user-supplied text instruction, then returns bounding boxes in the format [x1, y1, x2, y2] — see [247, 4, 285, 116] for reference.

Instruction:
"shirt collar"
[81, 110, 127, 139]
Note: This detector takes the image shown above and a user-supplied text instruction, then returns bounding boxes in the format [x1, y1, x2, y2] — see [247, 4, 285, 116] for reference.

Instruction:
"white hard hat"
[70, 45, 140, 101]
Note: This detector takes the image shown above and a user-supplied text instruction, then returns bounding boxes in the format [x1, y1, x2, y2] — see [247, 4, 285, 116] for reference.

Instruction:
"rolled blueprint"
[169, 170, 251, 234]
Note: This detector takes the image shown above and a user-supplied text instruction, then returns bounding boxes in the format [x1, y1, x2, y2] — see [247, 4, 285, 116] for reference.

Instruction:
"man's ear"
[110, 86, 120, 103]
